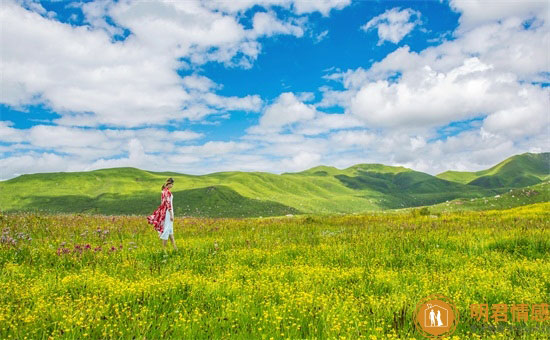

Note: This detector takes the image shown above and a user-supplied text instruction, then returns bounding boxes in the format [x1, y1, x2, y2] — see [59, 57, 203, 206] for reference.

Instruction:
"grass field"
[1, 203, 549, 339]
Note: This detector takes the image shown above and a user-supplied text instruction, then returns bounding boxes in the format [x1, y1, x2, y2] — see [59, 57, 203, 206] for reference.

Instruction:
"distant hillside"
[437, 152, 550, 188]
[0, 152, 548, 217]
[428, 181, 550, 213]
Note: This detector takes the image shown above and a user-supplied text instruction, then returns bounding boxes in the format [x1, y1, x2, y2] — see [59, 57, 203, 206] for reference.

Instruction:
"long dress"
[147, 188, 172, 233]
[159, 194, 174, 240]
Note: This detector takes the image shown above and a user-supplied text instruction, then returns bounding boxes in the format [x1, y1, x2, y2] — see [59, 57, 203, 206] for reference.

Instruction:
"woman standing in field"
[147, 178, 178, 251]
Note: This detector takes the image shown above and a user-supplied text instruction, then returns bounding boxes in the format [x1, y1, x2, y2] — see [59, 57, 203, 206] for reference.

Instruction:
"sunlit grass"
[1, 203, 549, 339]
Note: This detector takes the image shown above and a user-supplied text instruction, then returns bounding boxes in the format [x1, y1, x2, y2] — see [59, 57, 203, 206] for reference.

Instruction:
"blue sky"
[1, 0, 548, 180]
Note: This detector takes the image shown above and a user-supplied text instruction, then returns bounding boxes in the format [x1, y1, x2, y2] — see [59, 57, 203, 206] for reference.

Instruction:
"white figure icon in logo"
[425, 304, 448, 328]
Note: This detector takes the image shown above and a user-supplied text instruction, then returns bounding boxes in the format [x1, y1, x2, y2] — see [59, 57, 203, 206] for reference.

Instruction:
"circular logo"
[413, 294, 459, 338]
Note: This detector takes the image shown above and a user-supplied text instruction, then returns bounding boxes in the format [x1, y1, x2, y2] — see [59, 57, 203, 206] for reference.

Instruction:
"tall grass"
[1, 203, 549, 339]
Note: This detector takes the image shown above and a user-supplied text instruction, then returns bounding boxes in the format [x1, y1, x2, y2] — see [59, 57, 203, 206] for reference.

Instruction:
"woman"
[147, 178, 177, 251]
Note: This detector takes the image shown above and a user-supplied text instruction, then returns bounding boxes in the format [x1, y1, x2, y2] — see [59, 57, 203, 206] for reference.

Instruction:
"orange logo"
[414, 294, 459, 338]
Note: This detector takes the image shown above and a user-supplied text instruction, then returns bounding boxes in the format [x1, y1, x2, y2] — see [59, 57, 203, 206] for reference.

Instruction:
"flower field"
[1, 203, 549, 339]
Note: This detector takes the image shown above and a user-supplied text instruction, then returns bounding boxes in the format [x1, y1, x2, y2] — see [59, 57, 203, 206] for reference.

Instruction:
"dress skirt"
[159, 214, 173, 240]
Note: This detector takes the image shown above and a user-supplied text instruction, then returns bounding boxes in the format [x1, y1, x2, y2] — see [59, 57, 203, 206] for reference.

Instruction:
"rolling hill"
[0, 152, 547, 217]
[436, 152, 549, 188]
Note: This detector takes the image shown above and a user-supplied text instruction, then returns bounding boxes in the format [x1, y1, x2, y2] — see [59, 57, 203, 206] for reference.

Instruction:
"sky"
[0, 0, 549, 181]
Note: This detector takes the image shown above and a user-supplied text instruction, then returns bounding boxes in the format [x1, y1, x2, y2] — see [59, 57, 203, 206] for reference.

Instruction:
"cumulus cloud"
[326, 7, 550, 130]
[292, 0, 350, 16]
[361, 7, 421, 45]
[281, 151, 321, 170]
[450, 0, 549, 32]
[251, 11, 304, 38]
[348, 58, 506, 128]
[0, 123, 203, 161]
[247, 92, 316, 134]
[0, 0, 337, 129]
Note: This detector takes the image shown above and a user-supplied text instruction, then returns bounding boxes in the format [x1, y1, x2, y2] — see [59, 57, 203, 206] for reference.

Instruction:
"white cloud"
[0, 123, 204, 161]
[182, 75, 220, 92]
[204, 0, 350, 16]
[0, 152, 77, 179]
[325, 8, 550, 130]
[292, 0, 350, 16]
[251, 11, 304, 38]
[361, 7, 421, 45]
[201, 93, 263, 112]
[247, 92, 316, 134]
[294, 112, 363, 135]
[0, 0, 324, 129]
[281, 151, 321, 171]
[78, 0, 124, 37]
[347, 58, 509, 128]
[314, 30, 329, 44]
[0, 121, 25, 143]
[177, 141, 254, 157]
[482, 87, 549, 138]
[329, 129, 375, 148]
[450, 0, 549, 32]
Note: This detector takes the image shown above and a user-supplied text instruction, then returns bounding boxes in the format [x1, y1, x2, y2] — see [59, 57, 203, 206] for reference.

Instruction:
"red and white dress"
[147, 188, 173, 239]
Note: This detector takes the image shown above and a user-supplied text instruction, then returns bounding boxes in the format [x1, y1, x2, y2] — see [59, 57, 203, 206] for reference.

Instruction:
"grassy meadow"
[1, 203, 549, 339]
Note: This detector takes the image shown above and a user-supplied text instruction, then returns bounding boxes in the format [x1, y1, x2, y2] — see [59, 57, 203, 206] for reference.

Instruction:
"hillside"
[436, 152, 549, 188]
[427, 181, 550, 213]
[0, 152, 548, 216]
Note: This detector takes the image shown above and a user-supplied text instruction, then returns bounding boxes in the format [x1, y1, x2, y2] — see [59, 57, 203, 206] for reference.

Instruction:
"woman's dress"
[158, 194, 173, 240]
[147, 188, 173, 234]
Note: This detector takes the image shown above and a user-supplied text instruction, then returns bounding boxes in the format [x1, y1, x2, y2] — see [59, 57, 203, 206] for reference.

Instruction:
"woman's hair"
[161, 177, 174, 190]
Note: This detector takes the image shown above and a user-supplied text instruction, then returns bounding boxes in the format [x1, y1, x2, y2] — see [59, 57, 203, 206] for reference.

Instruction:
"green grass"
[0, 152, 548, 217]
[436, 152, 549, 188]
[427, 181, 550, 213]
[1, 203, 549, 339]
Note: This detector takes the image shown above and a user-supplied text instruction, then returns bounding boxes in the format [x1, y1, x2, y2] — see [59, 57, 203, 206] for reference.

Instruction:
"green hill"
[11, 185, 299, 218]
[0, 152, 548, 217]
[427, 181, 550, 213]
[436, 152, 550, 188]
